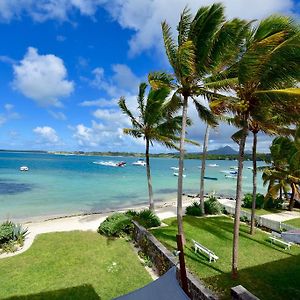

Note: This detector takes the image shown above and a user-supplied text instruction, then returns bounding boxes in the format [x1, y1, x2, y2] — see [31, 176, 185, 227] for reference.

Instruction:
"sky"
[0, 0, 299, 153]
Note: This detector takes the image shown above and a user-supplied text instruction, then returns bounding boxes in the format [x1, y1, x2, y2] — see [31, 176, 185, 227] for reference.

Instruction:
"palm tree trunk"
[200, 124, 210, 215]
[145, 138, 154, 211]
[232, 127, 247, 279]
[279, 187, 282, 200]
[177, 95, 188, 241]
[288, 183, 296, 211]
[250, 131, 257, 235]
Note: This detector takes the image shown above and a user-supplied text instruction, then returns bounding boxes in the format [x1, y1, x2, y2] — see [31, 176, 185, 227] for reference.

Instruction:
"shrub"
[264, 197, 283, 209]
[240, 215, 249, 223]
[98, 213, 133, 237]
[242, 193, 264, 209]
[125, 210, 138, 218]
[204, 196, 223, 215]
[186, 201, 202, 216]
[134, 209, 161, 228]
[0, 221, 14, 245]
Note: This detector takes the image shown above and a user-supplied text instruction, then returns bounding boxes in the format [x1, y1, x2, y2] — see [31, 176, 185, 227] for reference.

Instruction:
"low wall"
[132, 221, 218, 300]
[231, 285, 259, 300]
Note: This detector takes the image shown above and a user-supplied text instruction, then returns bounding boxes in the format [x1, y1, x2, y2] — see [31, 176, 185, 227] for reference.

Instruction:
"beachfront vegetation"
[0, 231, 151, 300]
[149, 3, 248, 241]
[242, 193, 265, 209]
[263, 127, 300, 211]
[151, 216, 300, 300]
[0, 221, 28, 254]
[186, 201, 202, 216]
[98, 209, 161, 237]
[119, 83, 185, 211]
[186, 196, 223, 216]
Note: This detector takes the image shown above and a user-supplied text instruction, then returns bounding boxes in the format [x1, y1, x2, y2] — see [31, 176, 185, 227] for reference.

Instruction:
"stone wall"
[231, 285, 259, 300]
[132, 221, 218, 300]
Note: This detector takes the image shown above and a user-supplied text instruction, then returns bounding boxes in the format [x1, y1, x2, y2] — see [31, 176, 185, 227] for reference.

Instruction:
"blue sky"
[0, 0, 299, 153]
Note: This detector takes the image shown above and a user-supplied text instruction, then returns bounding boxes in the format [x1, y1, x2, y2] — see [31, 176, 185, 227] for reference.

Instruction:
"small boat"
[230, 166, 238, 170]
[170, 167, 185, 171]
[173, 172, 186, 178]
[20, 166, 29, 171]
[208, 163, 219, 167]
[204, 176, 218, 181]
[132, 159, 146, 166]
[229, 170, 238, 175]
[247, 166, 253, 170]
[93, 161, 126, 167]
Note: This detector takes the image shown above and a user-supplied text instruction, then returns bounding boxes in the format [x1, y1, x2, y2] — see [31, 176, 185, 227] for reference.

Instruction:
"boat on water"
[204, 176, 218, 181]
[170, 167, 185, 171]
[173, 172, 186, 178]
[225, 174, 247, 179]
[20, 166, 29, 171]
[132, 159, 146, 166]
[229, 170, 238, 175]
[208, 163, 219, 167]
[93, 161, 126, 167]
[230, 166, 238, 170]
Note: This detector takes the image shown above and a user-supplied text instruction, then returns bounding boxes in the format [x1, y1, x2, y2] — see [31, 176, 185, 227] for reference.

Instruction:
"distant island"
[0, 146, 270, 161]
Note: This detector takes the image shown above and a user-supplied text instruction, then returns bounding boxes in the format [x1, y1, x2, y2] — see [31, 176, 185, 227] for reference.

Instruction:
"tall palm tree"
[206, 15, 300, 278]
[149, 3, 248, 239]
[119, 83, 186, 211]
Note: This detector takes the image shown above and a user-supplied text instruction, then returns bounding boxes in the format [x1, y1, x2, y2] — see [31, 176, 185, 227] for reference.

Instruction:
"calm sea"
[0, 152, 266, 222]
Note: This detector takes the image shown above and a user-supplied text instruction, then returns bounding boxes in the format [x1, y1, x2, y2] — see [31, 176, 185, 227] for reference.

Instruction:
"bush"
[242, 193, 264, 209]
[98, 213, 133, 237]
[240, 215, 249, 223]
[186, 201, 202, 216]
[204, 196, 223, 215]
[264, 196, 283, 209]
[134, 209, 161, 228]
[0, 221, 14, 245]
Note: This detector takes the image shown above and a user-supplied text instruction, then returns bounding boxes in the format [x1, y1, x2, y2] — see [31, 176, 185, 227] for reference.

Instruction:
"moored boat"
[20, 166, 29, 171]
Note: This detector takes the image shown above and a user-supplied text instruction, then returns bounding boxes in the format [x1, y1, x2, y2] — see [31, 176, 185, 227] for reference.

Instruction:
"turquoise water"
[0, 152, 266, 222]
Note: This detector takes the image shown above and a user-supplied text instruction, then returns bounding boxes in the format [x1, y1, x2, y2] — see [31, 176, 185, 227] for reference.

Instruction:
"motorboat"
[132, 159, 146, 166]
[229, 170, 238, 175]
[208, 163, 219, 167]
[173, 172, 186, 178]
[93, 161, 126, 167]
[20, 166, 29, 171]
[204, 176, 218, 181]
[170, 167, 185, 171]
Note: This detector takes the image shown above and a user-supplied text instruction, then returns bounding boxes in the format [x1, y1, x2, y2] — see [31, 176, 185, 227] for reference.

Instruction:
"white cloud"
[79, 98, 118, 107]
[0, 55, 16, 64]
[91, 64, 141, 97]
[33, 126, 60, 144]
[12, 47, 74, 107]
[49, 110, 67, 121]
[0, 103, 20, 126]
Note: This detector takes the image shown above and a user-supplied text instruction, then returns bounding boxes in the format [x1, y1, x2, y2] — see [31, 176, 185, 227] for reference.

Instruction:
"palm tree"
[206, 15, 300, 278]
[149, 3, 248, 239]
[119, 83, 186, 211]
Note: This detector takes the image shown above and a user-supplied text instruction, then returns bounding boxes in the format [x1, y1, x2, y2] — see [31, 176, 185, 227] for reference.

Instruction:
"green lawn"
[241, 207, 282, 215]
[151, 216, 300, 300]
[0, 231, 151, 300]
[284, 218, 300, 228]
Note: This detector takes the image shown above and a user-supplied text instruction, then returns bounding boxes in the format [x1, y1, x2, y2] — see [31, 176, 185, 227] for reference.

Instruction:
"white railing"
[222, 203, 298, 232]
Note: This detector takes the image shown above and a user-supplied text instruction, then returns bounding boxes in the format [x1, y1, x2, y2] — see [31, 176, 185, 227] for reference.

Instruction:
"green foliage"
[98, 213, 133, 237]
[138, 250, 153, 268]
[133, 209, 161, 229]
[0, 221, 14, 245]
[125, 210, 139, 218]
[186, 201, 202, 216]
[204, 196, 223, 215]
[264, 196, 283, 209]
[242, 193, 265, 209]
[240, 215, 249, 223]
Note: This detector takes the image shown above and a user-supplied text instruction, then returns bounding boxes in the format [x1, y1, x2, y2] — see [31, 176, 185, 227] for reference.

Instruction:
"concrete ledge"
[231, 285, 259, 300]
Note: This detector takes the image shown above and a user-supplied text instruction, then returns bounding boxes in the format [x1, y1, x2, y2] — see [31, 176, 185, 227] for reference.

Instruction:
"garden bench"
[268, 232, 293, 250]
[192, 239, 219, 263]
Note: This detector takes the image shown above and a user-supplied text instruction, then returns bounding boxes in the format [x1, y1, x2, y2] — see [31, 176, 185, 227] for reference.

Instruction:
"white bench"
[268, 232, 293, 250]
[192, 239, 219, 263]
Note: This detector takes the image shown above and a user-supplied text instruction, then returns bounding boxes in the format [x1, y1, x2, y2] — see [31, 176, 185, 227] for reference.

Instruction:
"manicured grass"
[241, 207, 282, 215]
[284, 218, 300, 228]
[0, 231, 151, 300]
[151, 216, 300, 300]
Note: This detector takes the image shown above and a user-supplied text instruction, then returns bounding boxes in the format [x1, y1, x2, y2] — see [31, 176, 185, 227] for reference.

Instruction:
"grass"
[241, 207, 282, 215]
[284, 218, 300, 228]
[151, 215, 300, 300]
[0, 231, 151, 300]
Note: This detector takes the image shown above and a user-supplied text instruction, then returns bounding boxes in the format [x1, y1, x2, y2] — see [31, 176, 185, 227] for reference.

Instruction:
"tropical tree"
[149, 3, 248, 239]
[263, 128, 300, 210]
[119, 83, 186, 211]
[206, 15, 300, 278]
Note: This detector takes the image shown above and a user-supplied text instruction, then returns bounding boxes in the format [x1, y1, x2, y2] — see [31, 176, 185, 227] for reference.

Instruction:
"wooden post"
[176, 234, 189, 296]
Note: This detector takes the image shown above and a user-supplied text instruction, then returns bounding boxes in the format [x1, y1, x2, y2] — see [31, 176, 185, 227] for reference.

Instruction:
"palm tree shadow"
[3, 285, 101, 300]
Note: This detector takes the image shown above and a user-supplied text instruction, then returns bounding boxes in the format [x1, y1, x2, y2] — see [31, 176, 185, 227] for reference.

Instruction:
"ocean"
[0, 152, 266, 222]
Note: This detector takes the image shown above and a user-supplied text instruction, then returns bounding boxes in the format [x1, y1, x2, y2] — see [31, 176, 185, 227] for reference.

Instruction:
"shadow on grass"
[205, 253, 300, 300]
[3, 284, 101, 300]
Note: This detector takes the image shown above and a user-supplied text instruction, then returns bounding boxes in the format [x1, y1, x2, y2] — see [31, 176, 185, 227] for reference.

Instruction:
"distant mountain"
[206, 145, 238, 155]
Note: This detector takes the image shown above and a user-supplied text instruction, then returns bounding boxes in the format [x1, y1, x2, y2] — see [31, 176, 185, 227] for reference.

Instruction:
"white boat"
[247, 166, 253, 170]
[20, 166, 29, 171]
[170, 167, 185, 171]
[208, 163, 219, 167]
[93, 161, 126, 167]
[132, 159, 146, 166]
[173, 172, 186, 178]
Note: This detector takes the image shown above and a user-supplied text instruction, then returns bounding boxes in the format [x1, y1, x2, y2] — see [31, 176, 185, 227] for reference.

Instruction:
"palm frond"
[137, 82, 147, 117]
[177, 40, 196, 79]
[118, 97, 142, 128]
[162, 21, 178, 71]
[148, 72, 175, 90]
[192, 98, 218, 127]
[177, 6, 193, 45]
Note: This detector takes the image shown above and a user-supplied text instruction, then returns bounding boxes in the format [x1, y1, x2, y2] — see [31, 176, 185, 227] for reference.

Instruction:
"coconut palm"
[119, 83, 187, 211]
[149, 3, 248, 238]
[206, 15, 300, 278]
